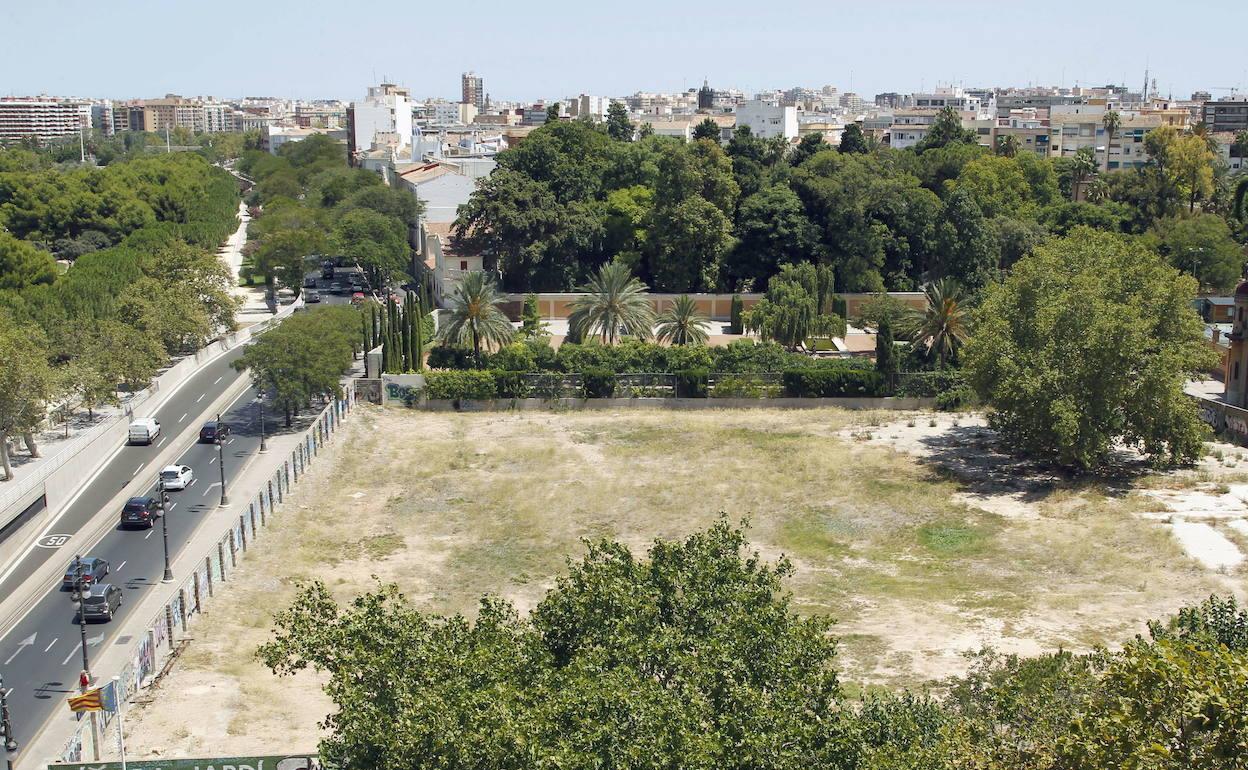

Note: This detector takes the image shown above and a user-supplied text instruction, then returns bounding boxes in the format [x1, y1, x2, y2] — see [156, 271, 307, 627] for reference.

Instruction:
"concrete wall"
[500, 292, 927, 322]
[1194, 395, 1248, 445]
[382, 373, 427, 405]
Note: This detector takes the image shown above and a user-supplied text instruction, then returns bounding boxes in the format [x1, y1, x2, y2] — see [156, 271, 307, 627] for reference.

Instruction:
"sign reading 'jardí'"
[49, 754, 320, 770]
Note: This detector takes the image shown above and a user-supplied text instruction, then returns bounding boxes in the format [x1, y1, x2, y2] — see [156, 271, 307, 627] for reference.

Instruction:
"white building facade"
[734, 99, 798, 140]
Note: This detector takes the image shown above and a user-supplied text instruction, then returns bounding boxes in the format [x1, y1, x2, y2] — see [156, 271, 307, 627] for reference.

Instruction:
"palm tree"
[656, 295, 710, 346]
[1070, 147, 1098, 202]
[568, 263, 656, 344]
[1101, 110, 1121, 173]
[910, 278, 970, 370]
[995, 134, 1019, 158]
[436, 271, 513, 361]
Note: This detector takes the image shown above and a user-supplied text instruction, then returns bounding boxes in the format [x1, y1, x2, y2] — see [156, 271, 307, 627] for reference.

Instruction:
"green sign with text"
[50, 754, 319, 770]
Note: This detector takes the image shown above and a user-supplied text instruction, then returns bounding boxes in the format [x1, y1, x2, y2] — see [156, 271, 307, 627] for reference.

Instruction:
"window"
[460, 260, 468, 270]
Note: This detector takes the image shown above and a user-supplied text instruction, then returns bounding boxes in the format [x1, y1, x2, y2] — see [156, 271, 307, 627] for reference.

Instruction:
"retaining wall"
[416, 396, 936, 411]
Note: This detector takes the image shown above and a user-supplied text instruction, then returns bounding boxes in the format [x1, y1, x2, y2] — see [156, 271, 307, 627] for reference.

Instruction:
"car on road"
[321, 261, 335, 279]
[159, 464, 194, 490]
[120, 496, 161, 529]
[304, 289, 321, 303]
[303, 275, 318, 288]
[61, 557, 109, 590]
[77, 584, 123, 622]
[350, 292, 366, 305]
[199, 420, 231, 444]
[127, 417, 161, 445]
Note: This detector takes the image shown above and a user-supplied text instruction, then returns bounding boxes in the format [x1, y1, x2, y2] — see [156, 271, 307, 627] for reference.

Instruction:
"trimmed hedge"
[782, 368, 885, 397]
[895, 370, 968, 398]
[423, 370, 497, 400]
[582, 367, 616, 398]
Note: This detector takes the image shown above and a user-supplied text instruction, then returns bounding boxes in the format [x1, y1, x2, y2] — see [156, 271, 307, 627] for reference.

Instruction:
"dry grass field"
[120, 405, 1248, 757]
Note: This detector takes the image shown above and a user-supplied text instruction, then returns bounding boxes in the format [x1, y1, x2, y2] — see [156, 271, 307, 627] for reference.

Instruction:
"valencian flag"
[67, 688, 104, 713]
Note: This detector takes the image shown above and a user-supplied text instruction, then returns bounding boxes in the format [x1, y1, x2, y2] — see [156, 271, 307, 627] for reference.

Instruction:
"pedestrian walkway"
[216, 202, 270, 327]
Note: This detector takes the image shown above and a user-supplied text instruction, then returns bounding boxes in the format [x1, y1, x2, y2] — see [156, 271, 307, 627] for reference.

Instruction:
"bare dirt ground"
[121, 406, 1247, 757]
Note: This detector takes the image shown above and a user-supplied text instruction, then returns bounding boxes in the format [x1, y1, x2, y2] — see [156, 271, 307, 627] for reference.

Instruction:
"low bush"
[895, 370, 967, 398]
[709, 374, 783, 399]
[674, 369, 708, 398]
[423, 370, 497, 400]
[582, 367, 616, 398]
[427, 345, 476, 370]
[491, 370, 529, 399]
[782, 368, 885, 397]
[935, 383, 977, 412]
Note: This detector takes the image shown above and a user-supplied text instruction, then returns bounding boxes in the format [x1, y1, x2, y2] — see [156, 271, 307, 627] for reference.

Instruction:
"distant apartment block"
[347, 83, 413, 166]
[462, 72, 485, 111]
[1203, 96, 1248, 134]
[0, 97, 90, 145]
[735, 99, 797, 140]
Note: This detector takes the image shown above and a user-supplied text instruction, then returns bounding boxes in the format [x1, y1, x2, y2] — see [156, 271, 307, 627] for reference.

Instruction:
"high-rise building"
[1203, 96, 1248, 134]
[698, 79, 714, 110]
[346, 82, 413, 164]
[462, 72, 485, 111]
[0, 97, 90, 145]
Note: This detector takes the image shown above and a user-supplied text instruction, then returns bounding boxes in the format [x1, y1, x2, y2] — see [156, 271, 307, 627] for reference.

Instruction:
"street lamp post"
[74, 556, 90, 684]
[257, 396, 267, 454]
[159, 477, 173, 584]
[217, 413, 229, 507]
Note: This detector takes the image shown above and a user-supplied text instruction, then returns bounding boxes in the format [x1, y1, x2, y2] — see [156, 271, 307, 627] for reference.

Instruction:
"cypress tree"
[414, 293, 425, 372]
[730, 294, 744, 335]
[875, 318, 898, 391]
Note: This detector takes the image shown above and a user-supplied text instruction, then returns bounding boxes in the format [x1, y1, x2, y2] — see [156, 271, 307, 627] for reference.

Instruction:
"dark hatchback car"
[77, 584, 123, 622]
[62, 557, 109, 590]
[199, 420, 231, 443]
[120, 496, 161, 529]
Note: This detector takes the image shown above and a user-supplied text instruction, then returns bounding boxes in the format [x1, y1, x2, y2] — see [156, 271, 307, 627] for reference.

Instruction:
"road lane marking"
[167, 502, 177, 510]
[189, 478, 198, 487]
[145, 529, 154, 540]
[179, 413, 188, 422]
[208, 457, 216, 465]
[61, 642, 82, 666]
[214, 376, 223, 385]
[195, 393, 205, 403]
[132, 463, 144, 476]
[117, 561, 126, 572]
[157, 437, 166, 447]
[44, 638, 58, 652]
[226, 438, 235, 445]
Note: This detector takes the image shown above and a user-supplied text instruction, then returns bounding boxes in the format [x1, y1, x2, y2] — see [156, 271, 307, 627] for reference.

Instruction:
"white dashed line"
[61, 642, 82, 666]
[179, 413, 187, 422]
[44, 638, 58, 652]
[117, 561, 126, 572]
[214, 376, 223, 385]
[144, 529, 154, 540]
[156, 437, 166, 447]
[132, 464, 144, 476]
[208, 457, 216, 465]
[195, 393, 205, 403]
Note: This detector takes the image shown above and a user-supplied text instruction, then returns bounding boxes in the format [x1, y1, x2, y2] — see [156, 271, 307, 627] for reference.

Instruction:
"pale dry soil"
[121, 406, 1247, 757]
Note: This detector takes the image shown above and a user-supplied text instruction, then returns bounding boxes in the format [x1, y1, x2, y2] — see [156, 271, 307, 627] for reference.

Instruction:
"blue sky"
[2, 0, 1245, 102]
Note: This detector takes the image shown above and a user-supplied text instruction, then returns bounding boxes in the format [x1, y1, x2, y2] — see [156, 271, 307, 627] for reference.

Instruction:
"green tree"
[789, 132, 826, 165]
[875, 318, 898, 385]
[839, 123, 870, 154]
[332, 208, 409, 288]
[692, 118, 721, 141]
[994, 134, 1019, 158]
[1150, 214, 1245, 292]
[0, 232, 57, 290]
[606, 101, 633, 141]
[545, 103, 561, 123]
[1170, 132, 1217, 213]
[0, 317, 54, 478]
[935, 188, 999, 289]
[910, 278, 969, 370]
[744, 280, 816, 351]
[568, 262, 656, 344]
[965, 229, 1216, 470]
[656, 294, 710, 345]
[725, 185, 819, 289]
[915, 107, 977, 153]
[436, 271, 514, 361]
[1069, 146, 1099, 202]
[519, 293, 548, 340]
[647, 196, 733, 292]
[257, 520, 844, 770]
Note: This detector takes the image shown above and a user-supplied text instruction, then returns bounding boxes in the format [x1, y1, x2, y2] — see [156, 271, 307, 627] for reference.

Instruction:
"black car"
[78, 584, 123, 622]
[303, 275, 318, 288]
[321, 261, 335, 279]
[304, 289, 321, 303]
[199, 420, 231, 443]
[120, 496, 161, 529]
[62, 557, 109, 590]
[328, 281, 346, 295]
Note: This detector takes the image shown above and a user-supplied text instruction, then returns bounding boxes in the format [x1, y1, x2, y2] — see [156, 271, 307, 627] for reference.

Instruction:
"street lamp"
[256, 396, 267, 454]
[217, 413, 229, 507]
[159, 477, 173, 584]
[74, 556, 91, 685]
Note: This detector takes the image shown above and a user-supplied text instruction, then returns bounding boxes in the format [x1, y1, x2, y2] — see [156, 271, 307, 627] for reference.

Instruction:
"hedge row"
[428, 339, 877, 376]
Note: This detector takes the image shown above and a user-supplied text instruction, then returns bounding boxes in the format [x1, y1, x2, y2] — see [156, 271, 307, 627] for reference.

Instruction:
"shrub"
[782, 368, 885, 397]
[709, 375, 783, 399]
[491, 370, 529, 399]
[427, 345, 476, 370]
[709, 340, 806, 373]
[423, 370, 497, 400]
[895, 370, 968, 398]
[729, 294, 744, 335]
[674, 369, 709, 398]
[935, 383, 976, 412]
[491, 342, 537, 372]
[582, 367, 616, 398]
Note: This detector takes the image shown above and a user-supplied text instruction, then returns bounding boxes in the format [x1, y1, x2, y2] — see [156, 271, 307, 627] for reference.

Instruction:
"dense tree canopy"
[966, 229, 1216, 470]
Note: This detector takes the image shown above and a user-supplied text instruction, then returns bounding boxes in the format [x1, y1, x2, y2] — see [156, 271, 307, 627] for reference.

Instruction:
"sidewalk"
[216, 202, 271, 328]
[17, 388, 357, 770]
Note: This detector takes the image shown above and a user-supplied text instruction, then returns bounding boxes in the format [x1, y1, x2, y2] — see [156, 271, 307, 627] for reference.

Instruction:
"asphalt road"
[0, 352, 265, 754]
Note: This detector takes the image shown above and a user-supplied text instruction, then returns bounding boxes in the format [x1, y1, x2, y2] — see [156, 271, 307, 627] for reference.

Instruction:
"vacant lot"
[121, 405, 1246, 757]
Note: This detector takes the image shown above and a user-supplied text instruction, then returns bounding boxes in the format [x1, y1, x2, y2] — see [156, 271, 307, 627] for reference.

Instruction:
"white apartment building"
[885, 110, 939, 149]
[570, 94, 609, 122]
[1048, 103, 1190, 169]
[912, 86, 983, 115]
[735, 99, 798, 140]
[0, 97, 90, 144]
[347, 83, 413, 164]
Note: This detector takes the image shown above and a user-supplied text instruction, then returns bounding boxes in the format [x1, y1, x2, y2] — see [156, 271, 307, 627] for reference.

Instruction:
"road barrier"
[52, 384, 355, 764]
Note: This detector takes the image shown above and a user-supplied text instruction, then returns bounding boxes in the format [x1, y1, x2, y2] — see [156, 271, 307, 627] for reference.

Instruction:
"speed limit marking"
[36, 534, 71, 549]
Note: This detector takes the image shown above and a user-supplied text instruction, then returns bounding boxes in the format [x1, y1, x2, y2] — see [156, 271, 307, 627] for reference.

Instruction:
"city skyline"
[2, 0, 1245, 103]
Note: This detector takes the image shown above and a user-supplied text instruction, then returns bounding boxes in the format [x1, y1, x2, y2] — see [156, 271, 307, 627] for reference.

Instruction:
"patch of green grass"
[361, 533, 405, 559]
[917, 522, 988, 556]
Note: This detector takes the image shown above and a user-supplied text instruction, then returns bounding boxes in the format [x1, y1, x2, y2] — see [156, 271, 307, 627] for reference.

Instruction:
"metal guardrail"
[57, 384, 354, 763]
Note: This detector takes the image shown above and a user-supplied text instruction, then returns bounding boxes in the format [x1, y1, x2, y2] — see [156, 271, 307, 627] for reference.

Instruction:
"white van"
[127, 417, 161, 445]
